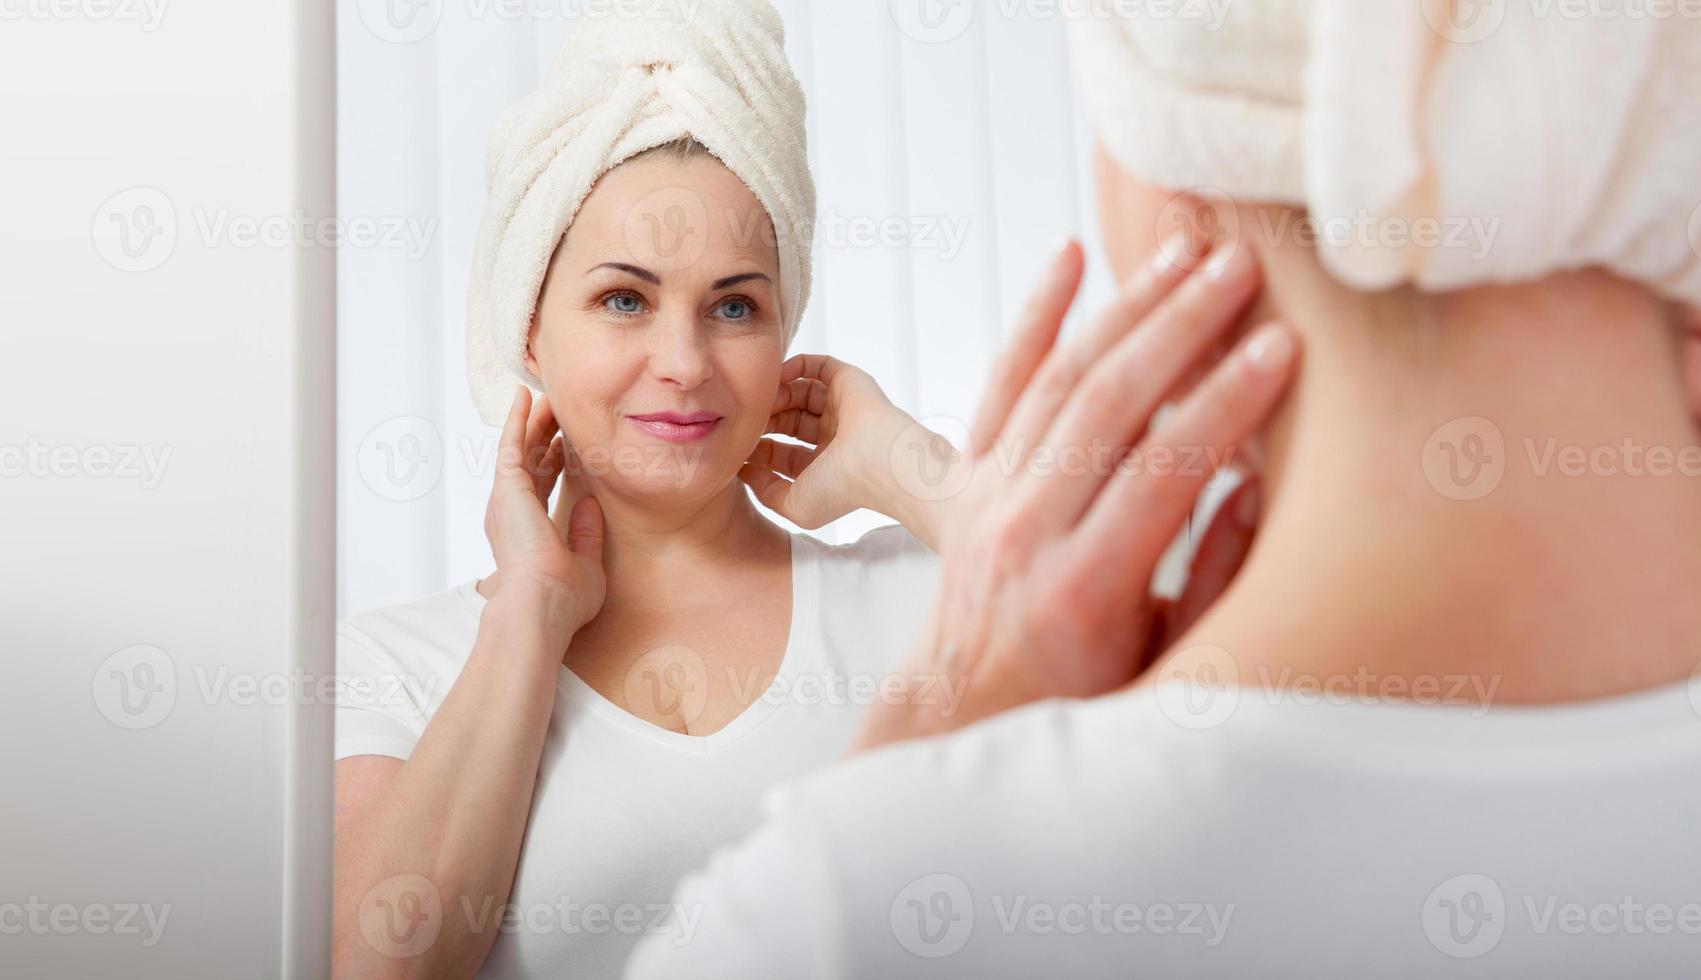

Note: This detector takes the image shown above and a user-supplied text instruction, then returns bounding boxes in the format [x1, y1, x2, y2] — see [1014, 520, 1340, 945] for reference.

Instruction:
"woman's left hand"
[740, 355, 949, 548]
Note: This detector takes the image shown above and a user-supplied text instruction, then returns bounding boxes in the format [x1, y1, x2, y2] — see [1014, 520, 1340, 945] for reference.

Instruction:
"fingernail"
[1151, 231, 1194, 275]
[1235, 480, 1262, 527]
[1244, 323, 1296, 373]
[1206, 243, 1251, 281]
[1050, 236, 1077, 277]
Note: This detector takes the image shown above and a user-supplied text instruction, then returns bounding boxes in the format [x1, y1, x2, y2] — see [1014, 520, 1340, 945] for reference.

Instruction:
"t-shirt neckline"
[460, 532, 821, 754]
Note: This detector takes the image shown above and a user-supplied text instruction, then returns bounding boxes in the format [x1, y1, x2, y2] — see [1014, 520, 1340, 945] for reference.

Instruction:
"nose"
[648, 311, 713, 391]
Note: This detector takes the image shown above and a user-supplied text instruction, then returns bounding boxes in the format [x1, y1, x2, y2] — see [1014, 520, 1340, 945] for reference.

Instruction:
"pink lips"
[627, 411, 724, 444]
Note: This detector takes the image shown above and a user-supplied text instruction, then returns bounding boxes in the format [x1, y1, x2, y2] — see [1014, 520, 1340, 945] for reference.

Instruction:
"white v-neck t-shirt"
[627, 676, 1701, 980]
[334, 525, 939, 979]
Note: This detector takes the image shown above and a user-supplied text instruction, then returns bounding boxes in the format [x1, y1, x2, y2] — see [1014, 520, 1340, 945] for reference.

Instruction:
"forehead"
[563, 153, 780, 278]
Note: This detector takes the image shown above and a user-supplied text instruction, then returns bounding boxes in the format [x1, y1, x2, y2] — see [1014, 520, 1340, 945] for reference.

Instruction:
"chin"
[571, 418, 760, 503]
[622, 464, 726, 499]
[586, 438, 737, 500]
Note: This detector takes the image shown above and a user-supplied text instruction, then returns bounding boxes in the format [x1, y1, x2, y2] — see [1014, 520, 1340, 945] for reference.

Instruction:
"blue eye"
[716, 298, 753, 320]
[603, 292, 643, 316]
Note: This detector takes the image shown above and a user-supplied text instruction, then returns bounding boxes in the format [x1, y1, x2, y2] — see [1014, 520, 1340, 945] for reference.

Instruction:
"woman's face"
[525, 151, 784, 508]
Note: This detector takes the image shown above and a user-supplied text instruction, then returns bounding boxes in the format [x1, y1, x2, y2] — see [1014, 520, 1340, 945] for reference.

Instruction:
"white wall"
[0, 2, 335, 977]
[335, 0, 1121, 618]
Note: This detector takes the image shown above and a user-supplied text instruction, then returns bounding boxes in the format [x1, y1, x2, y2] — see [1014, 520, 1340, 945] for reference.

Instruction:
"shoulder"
[803, 522, 937, 572]
[626, 696, 1185, 979]
[797, 522, 939, 603]
[791, 696, 1173, 860]
[706, 689, 1280, 898]
[336, 581, 485, 684]
[793, 523, 940, 674]
[781, 694, 1164, 825]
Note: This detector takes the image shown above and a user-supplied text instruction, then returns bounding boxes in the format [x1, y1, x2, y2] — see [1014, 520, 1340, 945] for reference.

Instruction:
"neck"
[589, 478, 784, 587]
[1175, 264, 1701, 704]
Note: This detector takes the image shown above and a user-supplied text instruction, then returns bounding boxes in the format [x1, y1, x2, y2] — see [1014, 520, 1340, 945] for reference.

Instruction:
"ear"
[523, 310, 542, 380]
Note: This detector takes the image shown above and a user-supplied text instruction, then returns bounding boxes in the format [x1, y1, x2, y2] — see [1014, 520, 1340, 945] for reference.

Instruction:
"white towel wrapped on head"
[1067, 3, 1701, 308]
[466, 0, 815, 426]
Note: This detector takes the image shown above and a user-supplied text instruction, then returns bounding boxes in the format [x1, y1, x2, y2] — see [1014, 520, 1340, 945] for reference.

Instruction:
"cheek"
[720, 341, 784, 421]
[533, 323, 634, 420]
[1094, 145, 1171, 283]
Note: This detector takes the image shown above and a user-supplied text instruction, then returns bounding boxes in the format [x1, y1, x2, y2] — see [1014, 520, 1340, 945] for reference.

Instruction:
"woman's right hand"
[852, 236, 1299, 751]
[481, 386, 606, 634]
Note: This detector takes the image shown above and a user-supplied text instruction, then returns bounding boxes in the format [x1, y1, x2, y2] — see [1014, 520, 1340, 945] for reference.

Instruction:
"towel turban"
[467, 0, 815, 426]
[1066, 2, 1701, 308]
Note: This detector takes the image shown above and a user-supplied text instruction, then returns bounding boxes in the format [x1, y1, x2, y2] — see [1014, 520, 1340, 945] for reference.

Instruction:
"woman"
[328, 3, 948, 975]
[625, 10, 1701, 980]
[334, 139, 935, 980]
[332, 4, 1275, 977]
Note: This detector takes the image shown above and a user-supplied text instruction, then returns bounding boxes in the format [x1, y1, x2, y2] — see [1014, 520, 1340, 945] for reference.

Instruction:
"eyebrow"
[588, 262, 660, 285]
[586, 263, 772, 291]
[710, 272, 772, 290]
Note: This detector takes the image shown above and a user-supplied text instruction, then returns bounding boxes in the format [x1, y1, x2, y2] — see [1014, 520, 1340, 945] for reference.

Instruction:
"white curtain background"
[335, 0, 1130, 618]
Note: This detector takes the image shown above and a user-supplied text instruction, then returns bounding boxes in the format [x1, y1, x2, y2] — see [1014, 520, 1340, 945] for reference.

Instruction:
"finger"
[497, 386, 534, 489]
[552, 440, 591, 533]
[1142, 598, 1176, 674]
[967, 239, 1084, 454]
[1019, 242, 1261, 527]
[531, 434, 565, 503]
[768, 408, 823, 445]
[997, 232, 1226, 458]
[1156, 335, 1238, 411]
[748, 437, 818, 480]
[780, 354, 851, 387]
[1161, 478, 1260, 649]
[566, 495, 604, 560]
[559, 439, 591, 498]
[738, 460, 794, 518]
[1682, 306, 1701, 420]
[1073, 320, 1298, 583]
[771, 377, 830, 417]
[523, 391, 562, 476]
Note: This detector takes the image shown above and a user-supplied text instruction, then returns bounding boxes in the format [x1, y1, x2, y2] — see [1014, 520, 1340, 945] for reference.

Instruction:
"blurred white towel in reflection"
[1067, 3, 1701, 307]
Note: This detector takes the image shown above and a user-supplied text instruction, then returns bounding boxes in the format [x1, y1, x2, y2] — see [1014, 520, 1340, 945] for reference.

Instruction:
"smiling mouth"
[627, 413, 724, 444]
